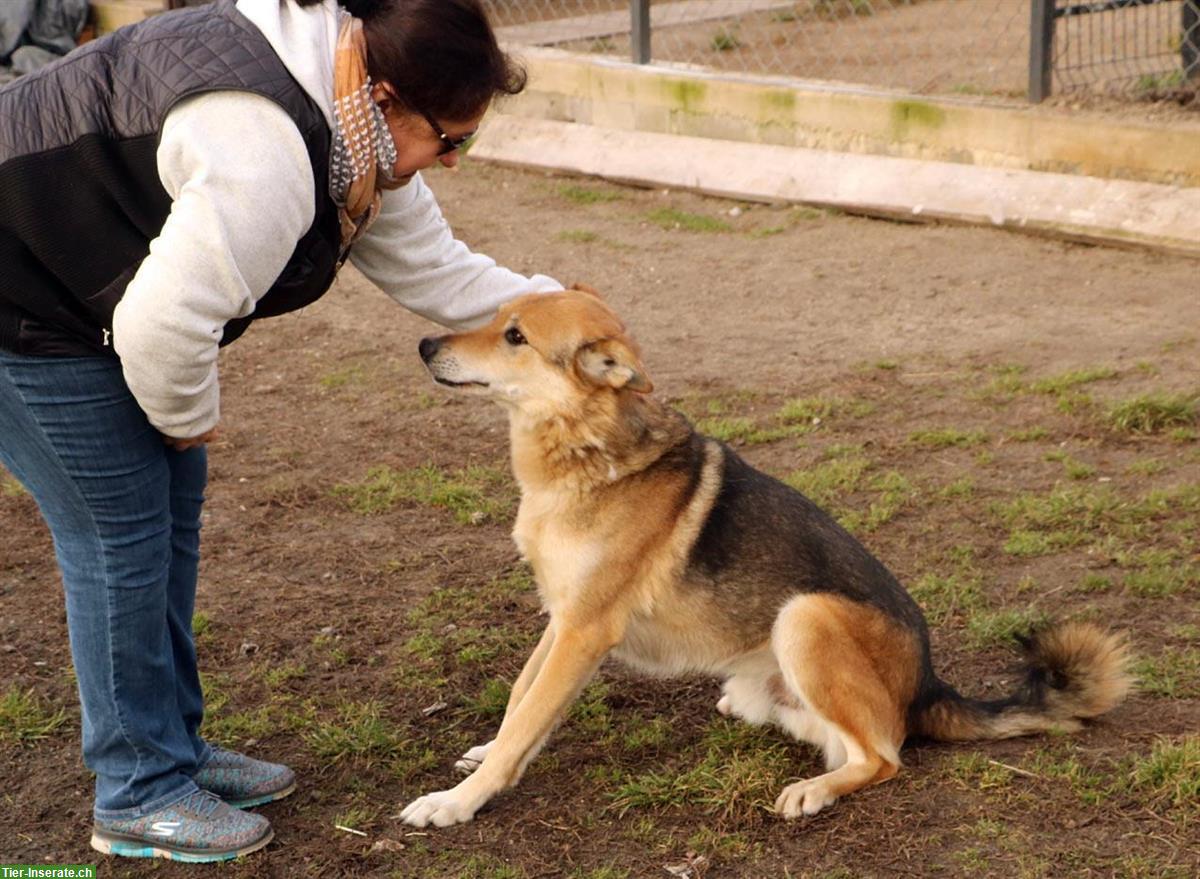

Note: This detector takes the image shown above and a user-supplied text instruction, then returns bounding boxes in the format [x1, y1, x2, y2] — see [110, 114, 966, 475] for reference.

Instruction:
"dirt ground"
[2, 158, 1199, 878]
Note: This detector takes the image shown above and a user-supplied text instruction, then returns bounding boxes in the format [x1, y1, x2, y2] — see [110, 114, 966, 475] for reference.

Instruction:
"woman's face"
[370, 83, 485, 188]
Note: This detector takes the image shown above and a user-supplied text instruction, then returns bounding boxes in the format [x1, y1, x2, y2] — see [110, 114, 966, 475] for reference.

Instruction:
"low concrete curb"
[471, 115, 1200, 257]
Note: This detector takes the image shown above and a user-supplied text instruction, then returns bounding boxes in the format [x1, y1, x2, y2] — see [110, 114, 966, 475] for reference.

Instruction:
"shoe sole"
[222, 780, 298, 809]
[90, 827, 273, 863]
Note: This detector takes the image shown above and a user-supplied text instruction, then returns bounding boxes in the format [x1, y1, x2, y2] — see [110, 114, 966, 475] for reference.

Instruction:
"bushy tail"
[915, 622, 1134, 742]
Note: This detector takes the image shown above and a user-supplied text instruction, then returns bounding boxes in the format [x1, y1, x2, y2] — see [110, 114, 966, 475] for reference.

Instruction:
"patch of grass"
[191, 611, 212, 639]
[1129, 736, 1200, 813]
[783, 455, 870, 508]
[947, 751, 1014, 790]
[608, 719, 796, 823]
[1029, 367, 1117, 395]
[303, 700, 407, 766]
[332, 463, 515, 524]
[0, 687, 68, 745]
[1107, 393, 1198, 434]
[778, 396, 873, 426]
[556, 229, 599, 244]
[841, 470, 915, 532]
[964, 608, 1050, 648]
[909, 571, 984, 626]
[710, 27, 741, 51]
[263, 662, 306, 688]
[1075, 573, 1112, 593]
[318, 365, 366, 390]
[557, 183, 623, 205]
[908, 428, 988, 449]
[1132, 648, 1200, 698]
[203, 705, 277, 746]
[1126, 458, 1167, 476]
[464, 677, 511, 720]
[938, 477, 976, 499]
[645, 208, 732, 234]
[1044, 450, 1096, 481]
[694, 416, 794, 445]
[1123, 561, 1198, 597]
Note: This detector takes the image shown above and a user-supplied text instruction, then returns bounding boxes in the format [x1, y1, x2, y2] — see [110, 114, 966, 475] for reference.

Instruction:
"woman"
[0, 0, 559, 862]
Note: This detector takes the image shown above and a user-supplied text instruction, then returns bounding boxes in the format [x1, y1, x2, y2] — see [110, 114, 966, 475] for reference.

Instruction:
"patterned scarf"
[330, 10, 398, 251]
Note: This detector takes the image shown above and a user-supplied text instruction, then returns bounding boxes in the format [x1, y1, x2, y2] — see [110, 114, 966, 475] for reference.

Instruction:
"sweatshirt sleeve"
[111, 90, 315, 438]
[347, 172, 562, 330]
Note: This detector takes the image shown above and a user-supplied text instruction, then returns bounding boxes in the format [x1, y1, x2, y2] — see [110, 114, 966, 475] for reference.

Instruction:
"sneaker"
[90, 790, 272, 862]
[194, 745, 297, 808]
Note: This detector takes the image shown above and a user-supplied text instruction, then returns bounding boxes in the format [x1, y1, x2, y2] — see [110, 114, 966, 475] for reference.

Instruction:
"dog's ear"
[568, 282, 604, 301]
[575, 338, 653, 393]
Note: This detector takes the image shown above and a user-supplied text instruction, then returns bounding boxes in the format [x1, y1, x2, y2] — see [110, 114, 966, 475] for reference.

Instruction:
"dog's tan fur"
[400, 288, 1133, 828]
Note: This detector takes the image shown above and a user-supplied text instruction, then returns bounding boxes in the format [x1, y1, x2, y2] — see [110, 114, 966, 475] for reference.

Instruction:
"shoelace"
[177, 789, 225, 820]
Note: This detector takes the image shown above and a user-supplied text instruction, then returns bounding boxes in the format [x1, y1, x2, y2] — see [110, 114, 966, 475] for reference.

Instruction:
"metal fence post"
[1185, 0, 1200, 81]
[631, 0, 651, 64]
[1028, 0, 1056, 102]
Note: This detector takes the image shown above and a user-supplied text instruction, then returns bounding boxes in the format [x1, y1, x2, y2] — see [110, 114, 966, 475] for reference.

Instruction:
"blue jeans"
[0, 352, 210, 819]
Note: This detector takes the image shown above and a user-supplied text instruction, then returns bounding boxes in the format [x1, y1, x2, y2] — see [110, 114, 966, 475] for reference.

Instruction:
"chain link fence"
[486, 0, 1200, 104]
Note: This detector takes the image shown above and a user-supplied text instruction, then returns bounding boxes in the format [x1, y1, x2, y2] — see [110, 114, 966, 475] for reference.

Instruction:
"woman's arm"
[347, 174, 561, 330]
[112, 91, 315, 438]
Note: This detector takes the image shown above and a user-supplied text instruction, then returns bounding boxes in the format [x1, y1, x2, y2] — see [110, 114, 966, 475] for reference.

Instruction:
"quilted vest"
[0, 0, 342, 356]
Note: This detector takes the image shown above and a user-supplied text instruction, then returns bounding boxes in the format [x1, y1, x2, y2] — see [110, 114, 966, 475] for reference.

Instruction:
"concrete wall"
[499, 47, 1200, 188]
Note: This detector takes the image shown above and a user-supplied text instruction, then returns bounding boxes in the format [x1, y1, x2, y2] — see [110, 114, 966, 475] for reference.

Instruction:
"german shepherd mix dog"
[401, 287, 1132, 828]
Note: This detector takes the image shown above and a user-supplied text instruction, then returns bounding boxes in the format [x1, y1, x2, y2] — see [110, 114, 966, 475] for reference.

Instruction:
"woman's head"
[302, 0, 525, 182]
[303, 0, 526, 121]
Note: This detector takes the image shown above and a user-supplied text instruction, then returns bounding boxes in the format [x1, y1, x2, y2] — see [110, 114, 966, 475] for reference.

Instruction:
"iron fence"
[486, 0, 1200, 103]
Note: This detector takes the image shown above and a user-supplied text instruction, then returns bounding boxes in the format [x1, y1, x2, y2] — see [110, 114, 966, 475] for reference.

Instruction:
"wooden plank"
[471, 115, 1200, 257]
[90, 1, 162, 36]
[496, 0, 794, 47]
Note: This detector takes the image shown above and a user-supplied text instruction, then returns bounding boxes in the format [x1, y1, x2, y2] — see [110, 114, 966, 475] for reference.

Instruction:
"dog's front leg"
[400, 618, 618, 828]
[455, 623, 557, 774]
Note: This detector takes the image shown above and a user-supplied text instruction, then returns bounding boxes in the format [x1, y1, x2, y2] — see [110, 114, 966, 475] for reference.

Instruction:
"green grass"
[0, 687, 68, 745]
[464, 677, 511, 720]
[303, 700, 407, 766]
[332, 463, 515, 524]
[318, 365, 366, 390]
[964, 608, 1050, 648]
[1129, 737, 1200, 813]
[608, 719, 796, 824]
[908, 428, 989, 449]
[710, 27, 741, 51]
[556, 229, 600, 244]
[1132, 648, 1200, 698]
[557, 183, 623, 205]
[645, 208, 732, 234]
[1029, 367, 1118, 395]
[1107, 393, 1198, 434]
[1044, 450, 1096, 480]
[909, 571, 984, 626]
[783, 455, 870, 507]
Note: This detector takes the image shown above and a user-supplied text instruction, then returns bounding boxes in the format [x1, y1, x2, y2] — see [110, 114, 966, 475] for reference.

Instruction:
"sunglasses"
[419, 109, 477, 156]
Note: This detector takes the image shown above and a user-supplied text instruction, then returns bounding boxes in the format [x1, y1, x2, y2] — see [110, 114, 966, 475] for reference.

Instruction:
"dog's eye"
[504, 327, 527, 346]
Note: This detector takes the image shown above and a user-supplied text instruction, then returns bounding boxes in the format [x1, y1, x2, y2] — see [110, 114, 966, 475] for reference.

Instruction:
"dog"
[400, 286, 1133, 828]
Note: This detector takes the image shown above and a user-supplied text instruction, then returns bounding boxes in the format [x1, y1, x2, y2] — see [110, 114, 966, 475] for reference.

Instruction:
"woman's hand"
[163, 427, 219, 451]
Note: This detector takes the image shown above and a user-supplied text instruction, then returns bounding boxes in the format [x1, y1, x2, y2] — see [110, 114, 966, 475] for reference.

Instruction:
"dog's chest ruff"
[513, 490, 603, 611]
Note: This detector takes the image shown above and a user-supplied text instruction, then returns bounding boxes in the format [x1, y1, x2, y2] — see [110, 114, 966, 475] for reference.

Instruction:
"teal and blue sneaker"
[90, 789, 272, 862]
[194, 746, 297, 808]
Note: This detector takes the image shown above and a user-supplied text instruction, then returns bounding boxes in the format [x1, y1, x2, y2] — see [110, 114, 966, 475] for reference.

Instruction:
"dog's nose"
[418, 337, 441, 363]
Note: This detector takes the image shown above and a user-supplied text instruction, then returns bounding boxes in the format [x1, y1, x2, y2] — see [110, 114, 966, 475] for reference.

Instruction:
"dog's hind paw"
[454, 740, 494, 775]
[716, 695, 733, 716]
[400, 787, 480, 828]
[775, 778, 837, 818]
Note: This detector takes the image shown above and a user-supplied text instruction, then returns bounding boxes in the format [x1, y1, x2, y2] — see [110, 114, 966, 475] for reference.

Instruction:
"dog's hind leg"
[769, 593, 913, 818]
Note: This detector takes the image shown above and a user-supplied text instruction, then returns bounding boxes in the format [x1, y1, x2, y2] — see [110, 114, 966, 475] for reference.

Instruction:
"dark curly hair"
[297, 0, 526, 120]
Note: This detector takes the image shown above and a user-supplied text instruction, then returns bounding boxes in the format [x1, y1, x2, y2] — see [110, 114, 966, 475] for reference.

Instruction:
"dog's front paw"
[716, 694, 733, 716]
[454, 739, 494, 775]
[774, 778, 837, 819]
[400, 787, 480, 828]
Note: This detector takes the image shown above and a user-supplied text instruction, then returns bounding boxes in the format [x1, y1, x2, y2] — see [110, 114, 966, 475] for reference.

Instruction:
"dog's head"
[418, 286, 652, 417]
